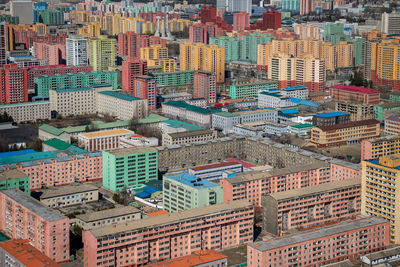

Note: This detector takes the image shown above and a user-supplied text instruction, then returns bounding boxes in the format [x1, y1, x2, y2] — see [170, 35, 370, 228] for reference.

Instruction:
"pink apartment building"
[361, 135, 400, 161]
[83, 200, 253, 267]
[0, 189, 70, 263]
[220, 162, 331, 207]
[0, 153, 102, 190]
[247, 216, 389, 267]
[33, 42, 66, 65]
[263, 178, 361, 235]
[330, 159, 361, 181]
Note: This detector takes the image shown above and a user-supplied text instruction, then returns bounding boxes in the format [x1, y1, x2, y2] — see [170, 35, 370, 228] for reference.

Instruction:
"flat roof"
[249, 216, 388, 252]
[40, 184, 98, 199]
[90, 199, 251, 237]
[166, 173, 220, 189]
[1, 189, 65, 221]
[228, 163, 330, 184]
[268, 177, 360, 200]
[235, 109, 276, 116]
[0, 169, 27, 181]
[79, 129, 133, 138]
[190, 161, 241, 171]
[363, 246, 400, 261]
[162, 119, 203, 131]
[163, 101, 213, 114]
[385, 115, 400, 123]
[314, 112, 349, 118]
[316, 119, 379, 131]
[76, 206, 140, 223]
[168, 129, 214, 139]
[105, 146, 157, 156]
[99, 90, 141, 101]
[39, 124, 64, 136]
[330, 84, 379, 94]
[147, 250, 227, 267]
[366, 135, 400, 144]
[42, 138, 72, 150]
[322, 260, 354, 267]
[213, 112, 239, 118]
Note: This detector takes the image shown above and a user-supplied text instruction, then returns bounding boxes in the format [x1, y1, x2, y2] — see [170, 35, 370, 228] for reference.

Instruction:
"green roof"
[138, 113, 169, 124]
[291, 123, 315, 129]
[39, 124, 65, 136]
[163, 101, 213, 114]
[0, 231, 10, 242]
[62, 120, 130, 133]
[99, 91, 141, 101]
[214, 112, 239, 117]
[55, 88, 93, 93]
[162, 119, 203, 131]
[42, 138, 72, 150]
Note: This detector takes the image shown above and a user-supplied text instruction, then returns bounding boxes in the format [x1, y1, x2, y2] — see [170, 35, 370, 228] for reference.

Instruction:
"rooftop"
[105, 146, 157, 156]
[55, 87, 93, 93]
[163, 101, 213, 114]
[162, 119, 203, 131]
[268, 178, 360, 200]
[282, 86, 307, 91]
[0, 240, 60, 267]
[235, 109, 277, 116]
[147, 250, 227, 267]
[378, 102, 400, 108]
[165, 173, 220, 189]
[79, 129, 133, 139]
[0, 149, 36, 158]
[322, 260, 354, 267]
[168, 129, 214, 139]
[0, 101, 50, 109]
[39, 124, 64, 136]
[330, 84, 379, 94]
[190, 161, 241, 171]
[385, 115, 400, 123]
[362, 246, 400, 262]
[367, 135, 400, 144]
[62, 120, 130, 133]
[42, 138, 72, 150]
[137, 113, 169, 124]
[249, 216, 388, 252]
[99, 90, 141, 101]
[39, 183, 98, 199]
[76, 206, 140, 223]
[90, 199, 251, 237]
[316, 119, 380, 131]
[290, 123, 315, 129]
[314, 112, 349, 118]
[213, 112, 239, 118]
[1, 189, 65, 221]
[0, 169, 27, 181]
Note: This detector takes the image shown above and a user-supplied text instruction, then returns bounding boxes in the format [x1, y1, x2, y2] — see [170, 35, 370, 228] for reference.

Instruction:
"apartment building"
[162, 129, 217, 146]
[89, 35, 116, 72]
[220, 163, 331, 207]
[311, 119, 380, 147]
[66, 35, 89, 66]
[335, 101, 375, 121]
[193, 71, 216, 104]
[0, 169, 30, 194]
[39, 184, 99, 208]
[102, 147, 158, 192]
[0, 189, 69, 263]
[163, 173, 223, 212]
[230, 80, 278, 99]
[362, 154, 400, 243]
[49, 88, 97, 116]
[0, 240, 60, 267]
[280, 86, 309, 99]
[263, 178, 361, 235]
[247, 217, 389, 267]
[0, 101, 50, 123]
[0, 63, 28, 104]
[361, 136, 400, 161]
[258, 91, 296, 108]
[78, 129, 134, 152]
[312, 112, 350, 126]
[83, 200, 253, 267]
[76, 206, 141, 230]
[329, 85, 380, 104]
[97, 90, 148, 121]
[384, 116, 400, 136]
[162, 101, 213, 127]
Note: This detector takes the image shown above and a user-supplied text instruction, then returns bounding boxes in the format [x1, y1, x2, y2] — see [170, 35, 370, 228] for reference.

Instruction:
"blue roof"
[280, 109, 299, 114]
[166, 173, 220, 190]
[314, 112, 349, 118]
[369, 158, 400, 170]
[290, 98, 320, 108]
[282, 86, 307, 91]
[143, 186, 160, 194]
[0, 149, 36, 158]
[136, 191, 151, 198]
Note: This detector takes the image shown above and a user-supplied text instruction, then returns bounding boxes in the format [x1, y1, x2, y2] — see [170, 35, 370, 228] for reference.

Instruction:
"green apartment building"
[0, 170, 30, 194]
[323, 23, 350, 44]
[209, 36, 240, 63]
[353, 37, 365, 66]
[374, 102, 400, 120]
[150, 71, 194, 87]
[102, 147, 158, 192]
[163, 173, 223, 213]
[230, 80, 278, 99]
[35, 72, 118, 96]
[390, 92, 400, 103]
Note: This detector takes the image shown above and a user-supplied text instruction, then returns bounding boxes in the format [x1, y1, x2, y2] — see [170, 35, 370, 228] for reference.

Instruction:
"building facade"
[193, 71, 216, 104]
[0, 63, 28, 104]
[162, 129, 217, 146]
[230, 80, 278, 99]
[66, 35, 88, 66]
[89, 35, 117, 72]
[78, 129, 134, 152]
[39, 184, 99, 208]
[335, 101, 375, 121]
[329, 85, 380, 104]
[49, 88, 96, 116]
[312, 112, 350, 126]
[0, 101, 50, 123]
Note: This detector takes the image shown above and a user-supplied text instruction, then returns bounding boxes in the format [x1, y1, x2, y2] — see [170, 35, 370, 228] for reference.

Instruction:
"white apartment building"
[39, 184, 99, 208]
[162, 101, 212, 127]
[280, 86, 309, 100]
[0, 101, 50, 123]
[162, 129, 217, 146]
[66, 35, 88, 66]
[258, 91, 297, 108]
[50, 88, 96, 116]
[77, 129, 134, 152]
[381, 12, 400, 34]
[97, 91, 148, 121]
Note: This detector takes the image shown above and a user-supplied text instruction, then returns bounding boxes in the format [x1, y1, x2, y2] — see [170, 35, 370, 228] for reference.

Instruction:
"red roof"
[330, 85, 379, 94]
[190, 161, 241, 171]
[146, 210, 168, 217]
[226, 158, 257, 168]
[147, 250, 227, 267]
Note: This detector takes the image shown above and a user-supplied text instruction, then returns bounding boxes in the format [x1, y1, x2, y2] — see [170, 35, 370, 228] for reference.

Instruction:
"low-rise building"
[361, 135, 400, 161]
[375, 102, 400, 120]
[38, 183, 99, 208]
[147, 250, 228, 267]
[78, 129, 134, 152]
[335, 101, 375, 121]
[211, 112, 241, 133]
[312, 112, 350, 126]
[97, 90, 148, 121]
[163, 173, 223, 212]
[287, 123, 315, 136]
[384, 115, 400, 136]
[76, 206, 141, 230]
[83, 200, 253, 267]
[311, 119, 380, 147]
[247, 217, 389, 267]
[329, 85, 380, 104]
[188, 161, 243, 180]
[0, 189, 70, 263]
[119, 135, 159, 147]
[162, 101, 213, 127]
[162, 129, 217, 146]
[0, 101, 50, 123]
[263, 178, 361, 235]
[0, 169, 30, 194]
[258, 91, 296, 108]
[230, 80, 278, 99]
[361, 246, 400, 266]
[38, 124, 70, 143]
[159, 119, 204, 134]
[280, 86, 309, 99]
[0, 240, 60, 267]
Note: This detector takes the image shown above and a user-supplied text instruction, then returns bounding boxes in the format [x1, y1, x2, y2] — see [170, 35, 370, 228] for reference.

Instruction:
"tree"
[85, 125, 90, 132]
[73, 225, 83, 237]
[0, 112, 13, 123]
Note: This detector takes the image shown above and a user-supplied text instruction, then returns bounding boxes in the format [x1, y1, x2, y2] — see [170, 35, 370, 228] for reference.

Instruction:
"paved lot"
[221, 245, 247, 266]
